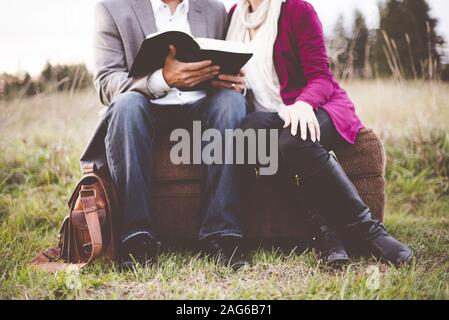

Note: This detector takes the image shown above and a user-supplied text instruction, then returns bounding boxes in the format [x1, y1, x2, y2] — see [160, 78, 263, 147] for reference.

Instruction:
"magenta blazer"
[230, 0, 364, 144]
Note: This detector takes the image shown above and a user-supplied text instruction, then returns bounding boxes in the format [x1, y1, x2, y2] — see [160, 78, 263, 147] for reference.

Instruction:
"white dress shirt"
[147, 0, 207, 105]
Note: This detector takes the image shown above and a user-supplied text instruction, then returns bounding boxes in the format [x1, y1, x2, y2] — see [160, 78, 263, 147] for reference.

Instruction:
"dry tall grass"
[1, 80, 448, 148]
[345, 80, 449, 140]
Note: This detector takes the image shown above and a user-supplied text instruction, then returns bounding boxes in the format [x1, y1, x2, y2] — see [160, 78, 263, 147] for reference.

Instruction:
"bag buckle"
[79, 189, 98, 214]
[79, 189, 96, 199]
[83, 242, 92, 255]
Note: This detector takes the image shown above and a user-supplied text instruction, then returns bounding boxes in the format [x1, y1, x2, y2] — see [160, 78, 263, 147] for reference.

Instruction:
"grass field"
[0, 81, 448, 299]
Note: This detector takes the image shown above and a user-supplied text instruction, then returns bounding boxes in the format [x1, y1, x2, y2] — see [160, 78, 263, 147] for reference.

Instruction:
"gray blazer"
[81, 0, 228, 169]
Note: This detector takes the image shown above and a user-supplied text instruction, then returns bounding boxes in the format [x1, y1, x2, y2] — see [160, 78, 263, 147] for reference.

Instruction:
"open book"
[128, 31, 253, 89]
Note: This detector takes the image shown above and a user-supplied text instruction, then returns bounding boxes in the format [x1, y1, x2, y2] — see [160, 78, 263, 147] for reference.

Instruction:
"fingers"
[299, 116, 307, 140]
[167, 45, 177, 60]
[217, 74, 245, 85]
[291, 113, 300, 136]
[282, 112, 291, 129]
[183, 60, 213, 71]
[186, 70, 220, 87]
[212, 73, 246, 92]
[211, 80, 243, 92]
[211, 80, 226, 89]
[308, 122, 316, 142]
[282, 102, 321, 142]
[314, 116, 321, 142]
[187, 65, 220, 79]
[175, 65, 220, 88]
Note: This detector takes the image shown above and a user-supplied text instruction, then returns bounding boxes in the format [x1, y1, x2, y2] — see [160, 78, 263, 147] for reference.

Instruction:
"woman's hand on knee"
[278, 101, 321, 142]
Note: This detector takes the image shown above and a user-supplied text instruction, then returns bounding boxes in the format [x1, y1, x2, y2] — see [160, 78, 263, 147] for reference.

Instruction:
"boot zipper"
[329, 150, 338, 162]
[295, 174, 300, 186]
[254, 168, 260, 180]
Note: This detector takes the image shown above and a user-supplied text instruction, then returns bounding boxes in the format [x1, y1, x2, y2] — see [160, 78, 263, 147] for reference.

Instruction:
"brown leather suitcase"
[150, 128, 386, 241]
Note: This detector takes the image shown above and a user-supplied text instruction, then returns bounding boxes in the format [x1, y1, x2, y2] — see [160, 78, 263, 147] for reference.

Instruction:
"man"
[81, 0, 248, 270]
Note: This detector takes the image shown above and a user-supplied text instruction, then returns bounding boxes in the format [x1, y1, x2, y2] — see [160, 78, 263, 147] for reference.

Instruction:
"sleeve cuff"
[147, 69, 172, 98]
[294, 96, 320, 109]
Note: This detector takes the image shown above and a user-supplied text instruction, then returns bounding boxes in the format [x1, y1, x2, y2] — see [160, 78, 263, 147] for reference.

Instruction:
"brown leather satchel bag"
[31, 163, 119, 271]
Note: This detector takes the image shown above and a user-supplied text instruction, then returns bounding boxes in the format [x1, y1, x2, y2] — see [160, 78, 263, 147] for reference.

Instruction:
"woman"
[227, 0, 413, 266]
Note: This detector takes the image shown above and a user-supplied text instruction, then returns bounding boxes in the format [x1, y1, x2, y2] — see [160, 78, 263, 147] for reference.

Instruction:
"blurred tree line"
[0, 63, 92, 101]
[1, 0, 448, 101]
[329, 0, 448, 80]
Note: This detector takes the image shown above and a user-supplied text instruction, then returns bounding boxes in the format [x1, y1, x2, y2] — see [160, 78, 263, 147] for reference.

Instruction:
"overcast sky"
[0, 0, 448, 75]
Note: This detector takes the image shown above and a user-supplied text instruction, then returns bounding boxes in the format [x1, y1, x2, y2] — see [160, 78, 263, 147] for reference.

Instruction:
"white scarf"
[226, 0, 285, 105]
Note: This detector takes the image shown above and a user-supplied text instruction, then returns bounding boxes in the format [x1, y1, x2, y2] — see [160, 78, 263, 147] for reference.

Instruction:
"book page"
[196, 38, 252, 54]
[146, 30, 194, 40]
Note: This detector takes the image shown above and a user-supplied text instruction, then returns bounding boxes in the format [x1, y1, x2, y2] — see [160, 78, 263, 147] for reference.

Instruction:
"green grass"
[0, 82, 448, 300]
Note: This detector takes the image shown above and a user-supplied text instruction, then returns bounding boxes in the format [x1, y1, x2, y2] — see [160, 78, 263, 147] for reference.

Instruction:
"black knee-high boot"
[302, 155, 413, 266]
[307, 212, 350, 266]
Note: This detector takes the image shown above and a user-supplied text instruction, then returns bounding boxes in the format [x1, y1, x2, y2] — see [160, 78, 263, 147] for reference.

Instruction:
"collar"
[150, 0, 189, 14]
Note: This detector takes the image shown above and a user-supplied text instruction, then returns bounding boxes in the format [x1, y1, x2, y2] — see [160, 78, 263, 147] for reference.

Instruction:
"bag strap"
[82, 163, 95, 175]
[79, 189, 103, 265]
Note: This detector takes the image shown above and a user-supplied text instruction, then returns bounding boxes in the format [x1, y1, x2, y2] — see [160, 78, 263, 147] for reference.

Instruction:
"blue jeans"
[104, 89, 247, 243]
